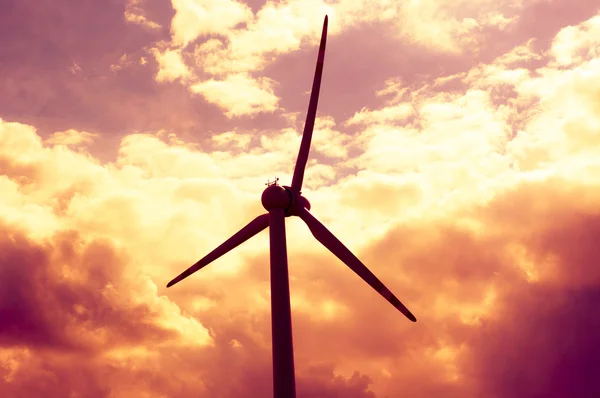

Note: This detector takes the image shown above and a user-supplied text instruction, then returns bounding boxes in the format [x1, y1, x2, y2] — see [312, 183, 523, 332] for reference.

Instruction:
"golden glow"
[2, 3, 600, 397]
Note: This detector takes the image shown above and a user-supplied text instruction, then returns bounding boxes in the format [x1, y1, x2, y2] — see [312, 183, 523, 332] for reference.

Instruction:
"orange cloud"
[3, 3, 600, 398]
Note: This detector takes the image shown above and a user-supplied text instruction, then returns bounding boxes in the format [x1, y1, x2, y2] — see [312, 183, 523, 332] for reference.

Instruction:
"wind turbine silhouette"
[167, 15, 416, 398]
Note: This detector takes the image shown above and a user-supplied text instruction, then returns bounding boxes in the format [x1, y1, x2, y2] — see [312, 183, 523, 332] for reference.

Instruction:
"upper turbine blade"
[298, 208, 417, 322]
[166, 213, 270, 288]
[291, 15, 328, 193]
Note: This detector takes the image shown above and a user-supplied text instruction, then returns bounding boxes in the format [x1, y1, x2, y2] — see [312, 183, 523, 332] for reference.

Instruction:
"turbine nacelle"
[261, 184, 311, 214]
[261, 184, 291, 211]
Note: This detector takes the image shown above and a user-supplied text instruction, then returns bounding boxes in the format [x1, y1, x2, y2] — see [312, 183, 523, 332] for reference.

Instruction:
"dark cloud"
[459, 185, 600, 398]
[0, 227, 175, 352]
[466, 283, 600, 398]
[0, 220, 390, 397]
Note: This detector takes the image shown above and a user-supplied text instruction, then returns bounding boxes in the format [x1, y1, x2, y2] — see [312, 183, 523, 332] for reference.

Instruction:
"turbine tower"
[167, 15, 416, 398]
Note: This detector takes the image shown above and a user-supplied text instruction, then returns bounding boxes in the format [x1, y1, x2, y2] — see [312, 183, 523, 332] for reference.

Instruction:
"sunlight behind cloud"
[3, 3, 600, 397]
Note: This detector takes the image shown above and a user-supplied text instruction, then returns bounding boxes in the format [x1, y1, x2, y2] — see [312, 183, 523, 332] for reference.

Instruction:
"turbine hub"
[262, 185, 292, 211]
[298, 195, 311, 211]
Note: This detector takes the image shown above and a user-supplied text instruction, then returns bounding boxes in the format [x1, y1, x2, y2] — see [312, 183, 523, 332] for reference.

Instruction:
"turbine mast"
[269, 207, 296, 398]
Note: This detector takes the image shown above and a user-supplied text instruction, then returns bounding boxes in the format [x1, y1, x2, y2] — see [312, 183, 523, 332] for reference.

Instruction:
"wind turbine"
[166, 15, 416, 398]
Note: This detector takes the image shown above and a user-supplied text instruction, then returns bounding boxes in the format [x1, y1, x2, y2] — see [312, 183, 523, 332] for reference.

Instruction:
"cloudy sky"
[2, 0, 600, 396]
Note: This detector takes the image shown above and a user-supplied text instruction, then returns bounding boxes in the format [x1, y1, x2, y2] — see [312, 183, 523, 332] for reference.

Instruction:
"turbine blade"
[291, 15, 328, 193]
[166, 213, 270, 288]
[298, 208, 417, 322]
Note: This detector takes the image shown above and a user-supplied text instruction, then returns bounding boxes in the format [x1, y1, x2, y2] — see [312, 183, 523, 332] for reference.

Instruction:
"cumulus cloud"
[549, 13, 600, 67]
[170, 0, 253, 47]
[190, 73, 279, 117]
[3, 2, 600, 398]
[144, 0, 527, 118]
[152, 47, 193, 83]
[45, 129, 98, 147]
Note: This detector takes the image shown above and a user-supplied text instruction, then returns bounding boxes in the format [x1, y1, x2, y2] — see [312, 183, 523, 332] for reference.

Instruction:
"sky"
[1, 0, 600, 397]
